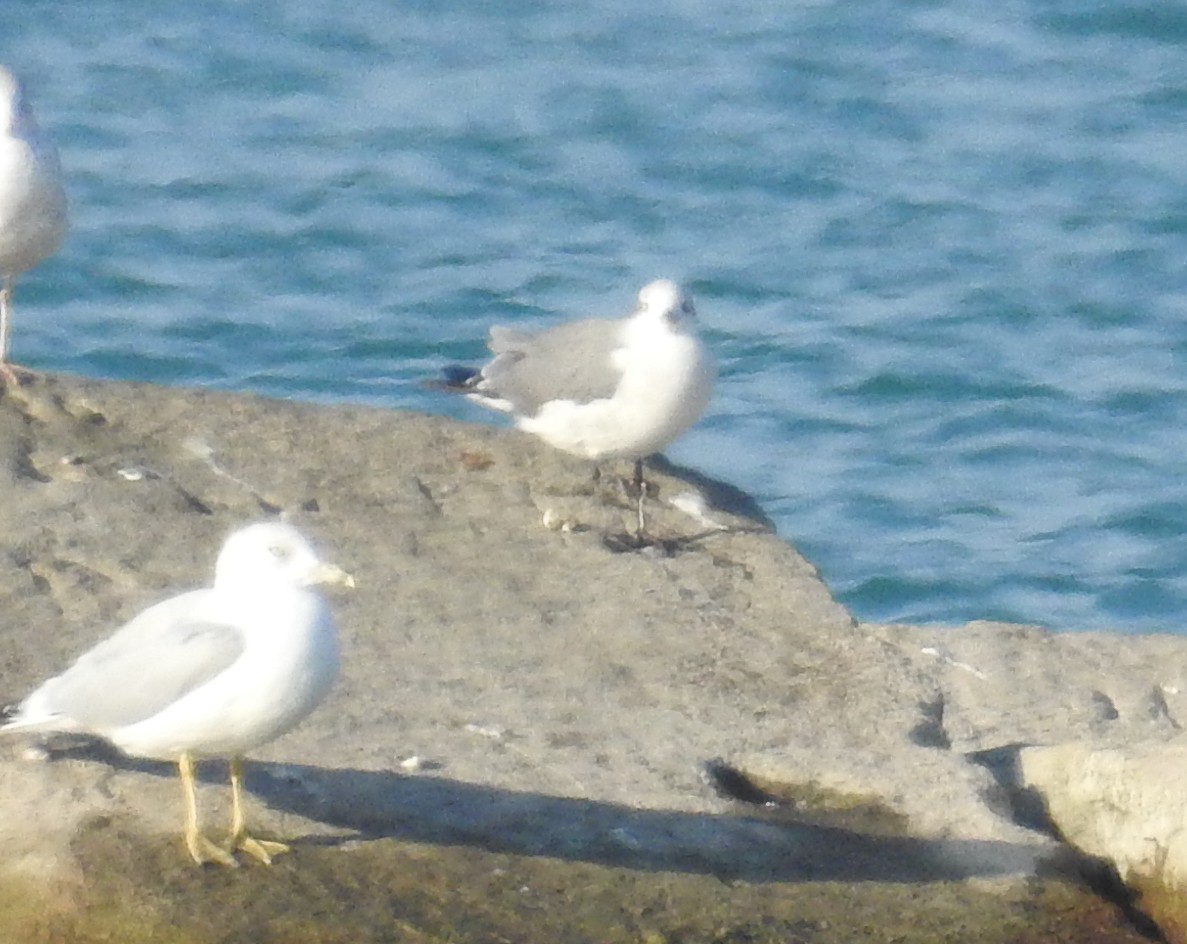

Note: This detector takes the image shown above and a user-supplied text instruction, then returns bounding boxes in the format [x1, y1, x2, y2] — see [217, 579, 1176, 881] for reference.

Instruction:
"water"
[7, 0, 1187, 634]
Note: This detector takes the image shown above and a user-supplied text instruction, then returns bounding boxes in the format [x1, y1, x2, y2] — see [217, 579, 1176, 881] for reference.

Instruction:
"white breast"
[109, 589, 340, 760]
[519, 315, 715, 460]
[0, 135, 67, 277]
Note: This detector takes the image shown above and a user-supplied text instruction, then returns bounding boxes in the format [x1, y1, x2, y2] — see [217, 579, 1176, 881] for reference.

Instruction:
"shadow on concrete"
[647, 453, 776, 530]
[61, 741, 1045, 886]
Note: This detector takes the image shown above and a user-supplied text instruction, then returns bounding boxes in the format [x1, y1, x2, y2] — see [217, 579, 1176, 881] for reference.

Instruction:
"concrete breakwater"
[0, 373, 1182, 943]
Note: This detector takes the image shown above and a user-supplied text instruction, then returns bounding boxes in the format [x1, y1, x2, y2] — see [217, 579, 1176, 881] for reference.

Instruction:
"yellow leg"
[226, 756, 290, 865]
[179, 752, 239, 867]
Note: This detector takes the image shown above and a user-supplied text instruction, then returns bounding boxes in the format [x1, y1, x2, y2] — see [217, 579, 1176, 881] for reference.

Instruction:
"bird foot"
[229, 832, 291, 865]
[0, 362, 39, 391]
[602, 530, 677, 554]
[186, 831, 240, 868]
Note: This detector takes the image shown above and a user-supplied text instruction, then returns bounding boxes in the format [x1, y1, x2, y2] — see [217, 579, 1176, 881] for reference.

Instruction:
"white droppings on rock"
[465, 723, 506, 740]
[920, 646, 988, 680]
[542, 508, 578, 532]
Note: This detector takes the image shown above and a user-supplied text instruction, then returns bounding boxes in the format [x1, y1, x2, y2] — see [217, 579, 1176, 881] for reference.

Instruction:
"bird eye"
[268, 544, 290, 560]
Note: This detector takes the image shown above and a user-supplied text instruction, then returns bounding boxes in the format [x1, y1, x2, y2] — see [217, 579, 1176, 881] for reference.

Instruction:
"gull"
[0, 65, 68, 386]
[1, 521, 352, 867]
[440, 279, 715, 540]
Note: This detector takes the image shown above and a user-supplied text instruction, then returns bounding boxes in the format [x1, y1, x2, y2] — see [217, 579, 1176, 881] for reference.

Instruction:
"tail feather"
[1, 689, 70, 733]
[0, 700, 41, 732]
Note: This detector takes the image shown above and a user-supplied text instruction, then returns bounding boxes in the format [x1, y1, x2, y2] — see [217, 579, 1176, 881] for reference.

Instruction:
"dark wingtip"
[421, 365, 482, 395]
[442, 365, 479, 387]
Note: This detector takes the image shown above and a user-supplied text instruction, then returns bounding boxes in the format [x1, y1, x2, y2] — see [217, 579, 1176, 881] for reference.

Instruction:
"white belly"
[519, 330, 715, 460]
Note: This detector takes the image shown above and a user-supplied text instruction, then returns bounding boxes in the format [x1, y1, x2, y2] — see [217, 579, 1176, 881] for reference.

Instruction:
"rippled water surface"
[8, 0, 1187, 632]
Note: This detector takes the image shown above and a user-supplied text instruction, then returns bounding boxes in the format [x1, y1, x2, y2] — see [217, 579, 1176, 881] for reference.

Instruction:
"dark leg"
[633, 457, 646, 541]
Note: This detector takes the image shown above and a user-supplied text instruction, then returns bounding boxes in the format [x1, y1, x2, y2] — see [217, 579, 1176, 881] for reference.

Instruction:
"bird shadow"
[645, 453, 775, 531]
[61, 741, 1043, 886]
[593, 454, 777, 554]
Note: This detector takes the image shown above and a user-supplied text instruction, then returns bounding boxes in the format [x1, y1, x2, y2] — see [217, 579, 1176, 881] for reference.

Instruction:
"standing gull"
[0, 65, 67, 386]
[440, 279, 715, 538]
[1, 521, 352, 867]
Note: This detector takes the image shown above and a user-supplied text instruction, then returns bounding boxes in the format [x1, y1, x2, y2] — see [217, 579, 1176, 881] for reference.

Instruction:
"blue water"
[8, 0, 1187, 633]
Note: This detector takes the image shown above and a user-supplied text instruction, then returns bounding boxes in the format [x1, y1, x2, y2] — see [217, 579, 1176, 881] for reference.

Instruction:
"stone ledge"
[0, 372, 1180, 942]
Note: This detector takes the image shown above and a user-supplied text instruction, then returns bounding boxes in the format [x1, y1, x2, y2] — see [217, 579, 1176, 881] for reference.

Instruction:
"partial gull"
[0, 65, 67, 386]
[440, 279, 715, 539]
[1, 521, 352, 867]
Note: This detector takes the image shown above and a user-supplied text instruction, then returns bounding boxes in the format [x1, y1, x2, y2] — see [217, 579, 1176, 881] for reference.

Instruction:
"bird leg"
[0, 277, 11, 365]
[594, 458, 654, 548]
[632, 457, 648, 541]
[226, 756, 289, 865]
[0, 278, 19, 388]
[179, 752, 239, 867]
[0, 277, 38, 390]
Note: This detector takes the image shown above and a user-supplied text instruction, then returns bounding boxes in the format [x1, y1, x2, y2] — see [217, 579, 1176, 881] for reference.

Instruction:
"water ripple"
[12, 0, 1187, 633]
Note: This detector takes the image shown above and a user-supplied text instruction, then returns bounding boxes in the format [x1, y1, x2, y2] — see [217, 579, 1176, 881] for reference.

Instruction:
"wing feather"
[481, 319, 626, 414]
[9, 591, 245, 734]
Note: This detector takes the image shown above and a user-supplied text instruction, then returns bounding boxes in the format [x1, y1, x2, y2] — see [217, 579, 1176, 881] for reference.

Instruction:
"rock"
[1019, 738, 1187, 944]
[0, 372, 1181, 942]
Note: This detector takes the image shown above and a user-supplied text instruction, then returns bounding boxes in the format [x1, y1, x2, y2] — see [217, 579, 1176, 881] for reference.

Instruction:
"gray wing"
[482, 318, 627, 415]
[18, 592, 245, 733]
